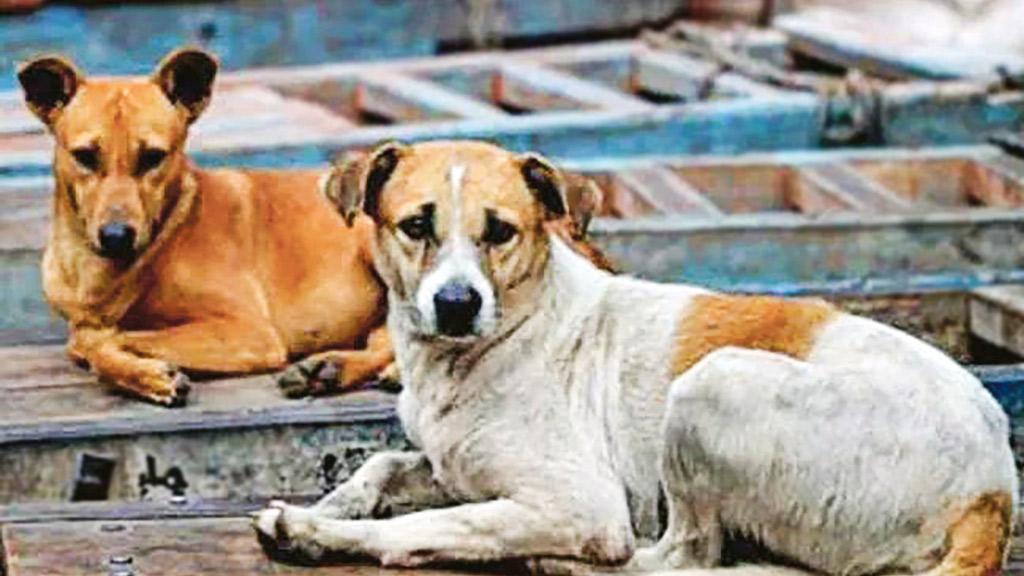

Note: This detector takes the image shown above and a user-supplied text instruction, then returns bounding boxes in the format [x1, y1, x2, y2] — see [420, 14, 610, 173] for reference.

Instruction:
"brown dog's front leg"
[70, 327, 192, 407]
[117, 319, 288, 374]
[277, 325, 395, 397]
[71, 319, 287, 407]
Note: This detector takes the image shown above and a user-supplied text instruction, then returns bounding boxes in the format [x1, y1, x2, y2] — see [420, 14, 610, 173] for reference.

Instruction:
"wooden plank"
[971, 286, 1024, 358]
[355, 72, 506, 122]
[0, 90, 821, 178]
[0, 348, 404, 504]
[793, 164, 911, 213]
[0, 497, 315, 526]
[496, 62, 652, 112]
[633, 50, 785, 100]
[1, 516, 497, 576]
[615, 167, 723, 216]
[590, 209, 1024, 293]
[881, 81, 1024, 148]
[4, 511, 1024, 576]
[632, 50, 717, 101]
[963, 155, 1024, 207]
[0, 372, 397, 442]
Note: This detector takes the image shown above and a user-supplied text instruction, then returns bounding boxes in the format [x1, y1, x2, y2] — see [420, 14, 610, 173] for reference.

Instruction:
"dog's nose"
[433, 282, 482, 337]
[97, 221, 137, 259]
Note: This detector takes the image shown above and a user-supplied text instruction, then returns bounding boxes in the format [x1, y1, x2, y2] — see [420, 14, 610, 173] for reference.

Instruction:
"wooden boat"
[0, 0, 687, 89]
[2, 30, 1022, 180]
[4, 144, 1024, 344]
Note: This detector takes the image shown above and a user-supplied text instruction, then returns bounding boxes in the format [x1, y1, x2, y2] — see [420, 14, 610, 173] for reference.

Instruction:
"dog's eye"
[397, 215, 432, 241]
[136, 148, 168, 175]
[70, 147, 99, 171]
[483, 214, 517, 245]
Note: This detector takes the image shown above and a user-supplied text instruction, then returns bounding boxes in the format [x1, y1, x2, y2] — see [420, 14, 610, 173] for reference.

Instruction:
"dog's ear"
[518, 153, 602, 239]
[153, 47, 218, 124]
[18, 56, 82, 127]
[323, 141, 407, 226]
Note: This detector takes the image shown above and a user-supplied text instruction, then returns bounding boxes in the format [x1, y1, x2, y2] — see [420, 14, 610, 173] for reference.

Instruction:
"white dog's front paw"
[627, 546, 667, 571]
[253, 500, 325, 562]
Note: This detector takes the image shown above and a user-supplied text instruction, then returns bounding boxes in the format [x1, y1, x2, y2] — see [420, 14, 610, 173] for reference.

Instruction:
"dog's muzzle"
[433, 281, 482, 337]
[97, 221, 137, 260]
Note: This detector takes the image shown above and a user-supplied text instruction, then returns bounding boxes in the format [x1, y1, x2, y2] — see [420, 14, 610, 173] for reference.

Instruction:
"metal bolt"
[108, 555, 134, 576]
[169, 494, 188, 506]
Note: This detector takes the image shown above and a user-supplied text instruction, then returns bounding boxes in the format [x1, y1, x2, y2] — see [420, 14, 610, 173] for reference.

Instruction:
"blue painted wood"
[972, 365, 1024, 419]
[883, 82, 1024, 147]
[0, 96, 822, 179]
[2, 37, 1022, 174]
[155, 95, 824, 166]
[0, 0, 685, 91]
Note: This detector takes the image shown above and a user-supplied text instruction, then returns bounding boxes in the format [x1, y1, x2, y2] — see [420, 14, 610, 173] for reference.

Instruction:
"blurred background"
[2, 1, 1023, 88]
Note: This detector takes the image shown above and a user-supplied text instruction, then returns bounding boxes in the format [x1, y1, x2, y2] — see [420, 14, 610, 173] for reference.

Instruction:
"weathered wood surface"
[0, 0, 686, 91]
[0, 345, 403, 505]
[0, 40, 820, 180]
[7, 146, 1024, 344]
[3, 32, 1023, 178]
[0, 516, 507, 576]
[3, 513, 1024, 576]
[647, 21, 1024, 149]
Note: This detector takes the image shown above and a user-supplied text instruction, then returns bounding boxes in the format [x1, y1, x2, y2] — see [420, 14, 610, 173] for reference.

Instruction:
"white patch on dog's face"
[413, 163, 497, 340]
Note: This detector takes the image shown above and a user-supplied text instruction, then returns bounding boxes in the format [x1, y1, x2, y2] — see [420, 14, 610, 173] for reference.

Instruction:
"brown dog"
[19, 48, 394, 406]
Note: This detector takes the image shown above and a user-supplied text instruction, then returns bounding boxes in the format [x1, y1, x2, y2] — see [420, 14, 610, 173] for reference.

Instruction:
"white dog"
[256, 140, 1016, 576]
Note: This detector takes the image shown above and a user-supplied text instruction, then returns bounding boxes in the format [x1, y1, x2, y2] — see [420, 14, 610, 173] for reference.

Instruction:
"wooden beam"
[792, 164, 911, 213]
[964, 154, 1024, 207]
[881, 81, 1024, 147]
[633, 50, 785, 100]
[4, 504, 1024, 574]
[590, 209, 1024, 293]
[971, 286, 1024, 358]
[496, 63, 652, 113]
[0, 345, 404, 504]
[355, 72, 507, 122]
[614, 167, 723, 216]
[0, 516, 506, 575]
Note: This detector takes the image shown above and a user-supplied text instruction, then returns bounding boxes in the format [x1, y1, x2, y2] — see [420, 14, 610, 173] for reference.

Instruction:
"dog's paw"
[253, 501, 325, 563]
[627, 544, 697, 572]
[277, 358, 339, 398]
[141, 366, 191, 408]
[374, 362, 402, 392]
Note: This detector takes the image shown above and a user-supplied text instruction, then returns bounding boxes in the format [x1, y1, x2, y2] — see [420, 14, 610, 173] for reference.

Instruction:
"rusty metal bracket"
[71, 453, 116, 502]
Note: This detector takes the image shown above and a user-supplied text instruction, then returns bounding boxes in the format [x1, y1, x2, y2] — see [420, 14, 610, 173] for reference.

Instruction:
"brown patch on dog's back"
[672, 294, 835, 377]
[932, 491, 1013, 576]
